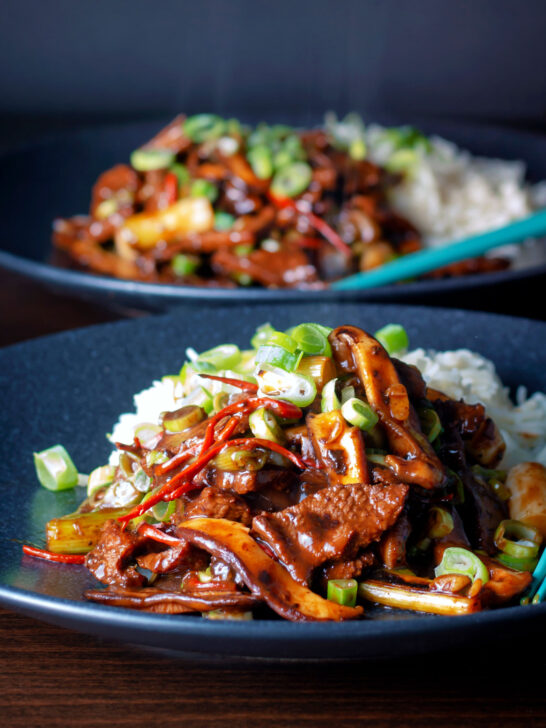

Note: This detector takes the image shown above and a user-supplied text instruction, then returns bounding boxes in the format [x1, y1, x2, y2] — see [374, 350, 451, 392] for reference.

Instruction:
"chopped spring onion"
[321, 378, 341, 412]
[418, 407, 443, 442]
[87, 465, 116, 497]
[95, 198, 118, 220]
[214, 446, 268, 472]
[197, 344, 242, 371]
[251, 323, 276, 350]
[494, 520, 542, 560]
[172, 253, 200, 276]
[341, 385, 355, 404]
[200, 387, 214, 415]
[374, 323, 409, 355]
[434, 547, 489, 585]
[204, 609, 253, 620]
[341, 397, 379, 431]
[198, 567, 213, 583]
[267, 331, 298, 353]
[190, 179, 218, 202]
[151, 499, 176, 523]
[256, 364, 317, 407]
[134, 423, 162, 448]
[33, 445, 79, 492]
[255, 345, 302, 373]
[169, 162, 190, 186]
[213, 392, 229, 412]
[247, 145, 274, 179]
[130, 148, 176, 172]
[385, 148, 419, 174]
[134, 468, 152, 493]
[161, 405, 206, 433]
[349, 137, 367, 161]
[248, 407, 286, 445]
[297, 356, 337, 393]
[270, 162, 312, 198]
[427, 507, 454, 539]
[146, 450, 169, 467]
[290, 323, 332, 356]
[183, 114, 225, 143]
[214, 211, 236, 231]
[327, 579, 358, 607]
[497, 553, 539, 572]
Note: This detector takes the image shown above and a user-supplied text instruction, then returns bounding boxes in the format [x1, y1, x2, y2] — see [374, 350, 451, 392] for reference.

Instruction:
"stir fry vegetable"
[26, 320, 543, 621]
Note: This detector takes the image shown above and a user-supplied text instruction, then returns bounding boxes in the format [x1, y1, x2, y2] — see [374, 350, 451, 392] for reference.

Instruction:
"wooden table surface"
[1, 268, 546, 728]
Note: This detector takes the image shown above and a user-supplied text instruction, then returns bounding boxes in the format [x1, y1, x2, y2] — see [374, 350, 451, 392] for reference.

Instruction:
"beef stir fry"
[28, 322, 544, 621]
[53, 114, 428, 288]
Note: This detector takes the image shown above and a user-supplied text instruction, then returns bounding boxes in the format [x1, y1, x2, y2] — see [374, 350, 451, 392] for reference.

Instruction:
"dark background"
[1, 0, 545, 151]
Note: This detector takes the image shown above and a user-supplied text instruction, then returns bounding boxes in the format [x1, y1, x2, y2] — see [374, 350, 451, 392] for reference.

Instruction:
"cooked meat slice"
[329, 326, 445, 489]
[392, 359, 427, 401]
[252, 481, 408, 584]
[176, 518, 363, 621]
[143, 114, 191, 154]
[85, 520, 145, 588]
[194, 466, 296, 495]
[183, 487, 251, 526]
[211, 245, 319, 288]
[306, 411, 368, 485]
[84, 585, 259, 613]
[379, 510, 411, 569]
[136, 539, 190, 574]
[320, 551, 376, 582]
[90, 164, 139, 217]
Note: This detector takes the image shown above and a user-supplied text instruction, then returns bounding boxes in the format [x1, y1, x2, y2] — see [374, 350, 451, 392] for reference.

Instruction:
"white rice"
[110, 348, 546, 471]
[365, 125, 546, 268]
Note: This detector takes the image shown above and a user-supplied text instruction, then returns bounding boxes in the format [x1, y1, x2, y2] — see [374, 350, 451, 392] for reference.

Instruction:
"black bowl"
[0, 302, 545, 659]
[0, 116, 545, 313]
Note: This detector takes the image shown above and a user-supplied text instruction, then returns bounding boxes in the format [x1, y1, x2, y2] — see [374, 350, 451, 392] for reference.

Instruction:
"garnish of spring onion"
[251, 323, 276, 350]
[434, 547, 489, 585]
[427, 507, 454, 539]
[248, 407, 286, 444]
[190, 179, 218, 203]
[255, 344, 302, 373]
[196, 344, 242, 371]
[247, 145, 274, 179]
[497, 553, 539, 572]
[87, 465, 116, 497]
[341, 397, 379, 432]
[374, 323, 409, 355]
[494, 520, 542, 560]
[183, 114, 225, 143]
[327, 579, 358, 607]
[290, 323, 332, 356]
[214, 211, 236, 231]
[321, 378, 341, 413]
[130, 148, 176, 172]
[172, 253, 200, 276]
[33, 445, 79, 492]
[418, 407, 443, 443]
[256, 364, 317, 407]
[270, 162, 312, 198]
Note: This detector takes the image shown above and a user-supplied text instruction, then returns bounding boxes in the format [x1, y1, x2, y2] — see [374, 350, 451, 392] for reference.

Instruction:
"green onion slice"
[214, 211, 236, 231]
[251, 323, 276, 350]
[130, 148, 175, 172]
[255, 345, 302, 373]
[172, 253, 200, 277]
[161, 405, 206, 433]
[427, 507, 454, 539]
[418, 407, 443, 442]
[321, 378, 341, 413]
[290, 323, 332, 356]
[183, 114, 225, 143]
[270, 162, 312, 198]
[33, 445, 79, 492]
[374, 323, 409, 355]
[169, 162, 190, 186]
[494, 520, 542, 559]
[435, 547, 489, 584]
[197, 344, 242, 371]
[248, 407, 286, 444]
[151, 499, 176, 523]
[266, 331, 298, 354]
[496, 553, 539, 572]
[341, 397, 379, 431]
[87, 465, 116, 497]
[190, 179, 218, 202]
[247, 145, 274, 179]
[256, 364, 317, 407]
[327, 579, 358, 607]
[341, 385, 355, 404]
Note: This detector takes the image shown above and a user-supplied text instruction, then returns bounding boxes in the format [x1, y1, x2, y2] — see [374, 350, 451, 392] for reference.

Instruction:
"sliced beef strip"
[252, 481, 408, 584]
[85, 585, 259, 614]
[90, 164, 139, 217]
[194, 466, 297, 495]
[319, 551, 376, 585]
[136, 539, 190, 574]
[143, 114, 191, 154]
[211, 245, 320, 288]
[85, 520, 146, 588]
[378, 509, 411, 569]
[182, 487, 252, 526]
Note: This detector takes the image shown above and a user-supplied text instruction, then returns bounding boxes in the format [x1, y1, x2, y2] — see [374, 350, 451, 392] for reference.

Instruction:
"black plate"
[1, 302, 545, 659]
[0, 117, 545, 312]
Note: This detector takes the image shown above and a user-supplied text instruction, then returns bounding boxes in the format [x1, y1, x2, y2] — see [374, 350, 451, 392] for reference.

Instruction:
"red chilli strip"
[197, 374, 258, 393]
[136, 522, 185, 547]
[164, 171, 178, 205]
[22, 545, 86, 565]
[164, 481, 195, 501]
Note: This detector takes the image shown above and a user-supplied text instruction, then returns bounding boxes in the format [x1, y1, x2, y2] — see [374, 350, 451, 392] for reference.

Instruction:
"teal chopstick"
[331, 209, 546, 291]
